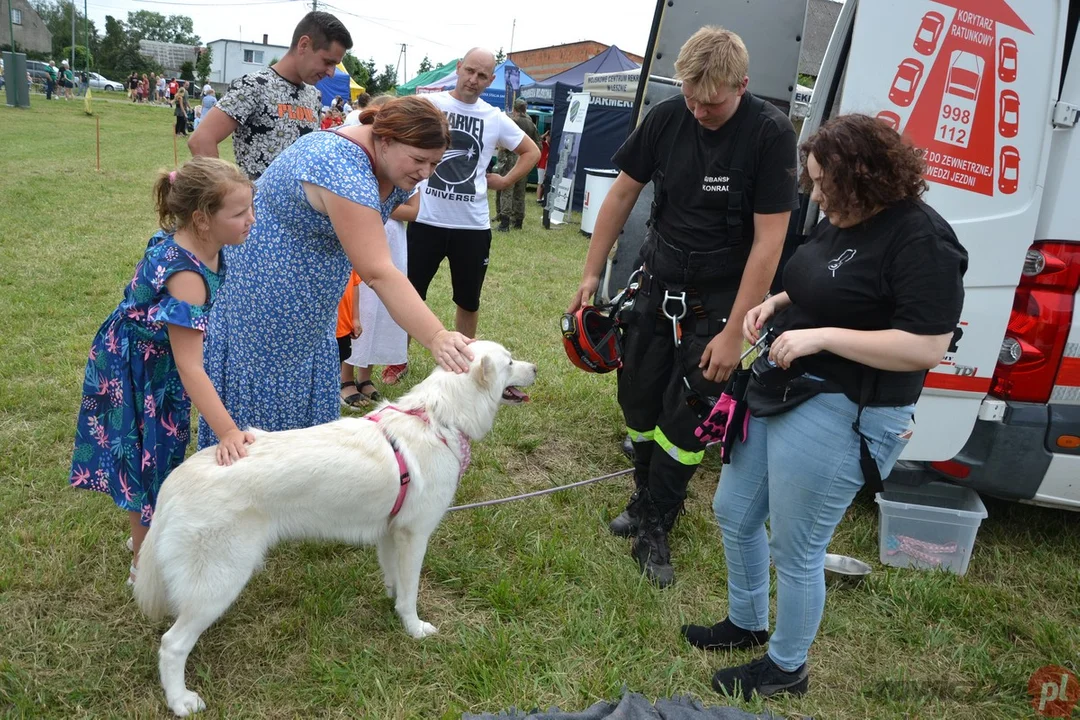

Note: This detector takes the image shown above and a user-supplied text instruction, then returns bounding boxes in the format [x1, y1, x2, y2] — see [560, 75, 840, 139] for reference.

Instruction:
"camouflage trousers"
[495, 149, 527, 225]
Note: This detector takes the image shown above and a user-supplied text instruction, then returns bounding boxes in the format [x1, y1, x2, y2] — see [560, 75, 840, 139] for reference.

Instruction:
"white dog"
[134, 341, 536, 717]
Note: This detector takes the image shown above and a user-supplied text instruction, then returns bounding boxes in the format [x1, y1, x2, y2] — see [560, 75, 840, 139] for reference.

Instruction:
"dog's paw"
[168, 689, 206, 717]
[407, 621, 438, 639]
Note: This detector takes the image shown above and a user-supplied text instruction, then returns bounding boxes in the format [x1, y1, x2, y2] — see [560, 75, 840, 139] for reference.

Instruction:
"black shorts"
[406, 222, 492, 313]
[337, 335, 352, 363]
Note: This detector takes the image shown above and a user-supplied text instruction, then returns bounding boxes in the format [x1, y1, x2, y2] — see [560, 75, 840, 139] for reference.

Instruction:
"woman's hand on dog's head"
[431, 330, 475, 374]
[216, 429, 257, 466]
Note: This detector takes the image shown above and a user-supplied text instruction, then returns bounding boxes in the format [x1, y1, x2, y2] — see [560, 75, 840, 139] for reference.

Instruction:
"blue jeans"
[713, 393, 914, 671]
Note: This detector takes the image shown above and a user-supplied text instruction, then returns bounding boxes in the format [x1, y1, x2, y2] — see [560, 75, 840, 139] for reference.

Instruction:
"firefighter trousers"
[617, 274, 739, 515]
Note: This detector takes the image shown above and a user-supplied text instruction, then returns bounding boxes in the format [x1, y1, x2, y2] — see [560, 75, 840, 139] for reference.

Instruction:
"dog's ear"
[473, 354, 496, 390]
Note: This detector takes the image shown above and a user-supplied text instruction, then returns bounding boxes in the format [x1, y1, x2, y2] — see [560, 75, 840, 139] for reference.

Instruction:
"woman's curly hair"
[799, 114, 927, 223]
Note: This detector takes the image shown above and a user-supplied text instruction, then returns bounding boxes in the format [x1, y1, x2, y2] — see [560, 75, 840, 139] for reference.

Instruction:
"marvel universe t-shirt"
[613, 92, 799, 252]
[772, 199, 969, 406]
[416, 92, 526, 230]
[215, 68, 321, 180]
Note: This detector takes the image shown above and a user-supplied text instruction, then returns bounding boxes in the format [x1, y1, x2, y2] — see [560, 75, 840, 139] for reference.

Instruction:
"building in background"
[204, 35, 289, 86]
[0, 0, 53, 54]
[139, 40, 200, 79]
[511, 41, 644, 83]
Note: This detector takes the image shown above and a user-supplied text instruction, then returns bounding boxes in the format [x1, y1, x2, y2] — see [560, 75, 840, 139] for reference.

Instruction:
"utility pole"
[510, 18, 516, 54]
[7, 0, 21, 107]
[312, 0, 317, 11]
[393, 43, 407, 86]
[84, 0, 88, 72]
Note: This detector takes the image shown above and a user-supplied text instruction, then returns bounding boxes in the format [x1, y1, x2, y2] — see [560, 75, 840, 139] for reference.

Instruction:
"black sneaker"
[711, 654, 809, 701]
[682, 617, 769, 651]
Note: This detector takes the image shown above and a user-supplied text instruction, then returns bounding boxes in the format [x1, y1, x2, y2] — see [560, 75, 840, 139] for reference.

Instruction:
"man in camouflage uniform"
[495, 98, 541, 231]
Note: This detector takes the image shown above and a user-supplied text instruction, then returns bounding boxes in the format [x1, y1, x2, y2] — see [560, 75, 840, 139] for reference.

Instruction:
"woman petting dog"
[683, 114, 968, 700]
[69, 158, 256, 586]
[197, 96, 474, 449]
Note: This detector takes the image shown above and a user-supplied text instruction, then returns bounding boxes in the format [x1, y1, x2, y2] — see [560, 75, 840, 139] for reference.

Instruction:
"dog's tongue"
[504, 386, 530, 402]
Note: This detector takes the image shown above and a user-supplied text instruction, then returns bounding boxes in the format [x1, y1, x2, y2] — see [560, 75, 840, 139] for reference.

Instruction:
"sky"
[81, 0, 658, 82]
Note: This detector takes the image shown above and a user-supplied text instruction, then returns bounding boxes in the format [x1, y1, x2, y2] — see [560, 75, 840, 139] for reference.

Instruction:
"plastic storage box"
[875, 481, 988, 576]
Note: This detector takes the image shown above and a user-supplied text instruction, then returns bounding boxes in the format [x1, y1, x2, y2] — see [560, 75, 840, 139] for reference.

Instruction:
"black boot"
[512, 219, 523, 229]
[631, 500, 680, 588]
[496, 218, 511, 232]
[608, 488, 645, 537]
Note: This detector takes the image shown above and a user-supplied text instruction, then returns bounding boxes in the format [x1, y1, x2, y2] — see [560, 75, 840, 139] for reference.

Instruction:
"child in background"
[337, 270, 369, 408]
[320, 106, 344, 130]
[69, 157, 256, 586]
[346, 191, 416, 395]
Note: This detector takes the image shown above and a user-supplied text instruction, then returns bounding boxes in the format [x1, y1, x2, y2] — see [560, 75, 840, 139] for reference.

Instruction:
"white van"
[807, 0, 1080, 511]
[626, 0, 1080, 510]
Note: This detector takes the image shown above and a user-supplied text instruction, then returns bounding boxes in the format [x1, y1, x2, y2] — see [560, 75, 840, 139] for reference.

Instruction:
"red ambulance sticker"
[885, 0, 1032, 196]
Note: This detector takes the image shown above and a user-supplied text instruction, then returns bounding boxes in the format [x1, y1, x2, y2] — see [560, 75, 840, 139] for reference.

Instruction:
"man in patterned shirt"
[188, 11, 352, 179]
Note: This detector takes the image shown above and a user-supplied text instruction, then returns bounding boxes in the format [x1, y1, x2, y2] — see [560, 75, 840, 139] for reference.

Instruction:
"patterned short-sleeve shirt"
[215, 67, 321, 180]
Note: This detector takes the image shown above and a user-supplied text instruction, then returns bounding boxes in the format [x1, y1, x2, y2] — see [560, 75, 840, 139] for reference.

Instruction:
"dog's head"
[467, 340, 537, 405]
[413, 341, 537, 440]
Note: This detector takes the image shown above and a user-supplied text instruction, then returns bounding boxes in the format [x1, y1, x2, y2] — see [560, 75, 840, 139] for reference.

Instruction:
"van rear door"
[830, 0, 1068, 461]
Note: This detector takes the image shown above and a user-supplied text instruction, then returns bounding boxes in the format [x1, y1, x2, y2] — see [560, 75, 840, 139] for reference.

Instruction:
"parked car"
[87, 72, 125, 92]
[25, 60, 53, 88]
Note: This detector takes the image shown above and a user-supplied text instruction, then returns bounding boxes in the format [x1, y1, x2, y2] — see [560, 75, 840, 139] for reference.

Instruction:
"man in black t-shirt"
[567, 26, 799, 587]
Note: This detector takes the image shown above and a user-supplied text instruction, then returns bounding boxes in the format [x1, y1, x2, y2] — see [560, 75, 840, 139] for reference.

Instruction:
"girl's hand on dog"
[216, 429, 256, 466]
[430, 330, 475, 373]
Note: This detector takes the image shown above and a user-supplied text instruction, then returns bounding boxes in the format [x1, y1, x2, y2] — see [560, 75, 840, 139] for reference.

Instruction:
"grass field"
[1, 96, 1078, 719]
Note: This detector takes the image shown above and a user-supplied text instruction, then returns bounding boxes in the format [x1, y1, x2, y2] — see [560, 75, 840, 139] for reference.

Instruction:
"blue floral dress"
[199, 131, 409, 448]
[70, 232, 224, 525]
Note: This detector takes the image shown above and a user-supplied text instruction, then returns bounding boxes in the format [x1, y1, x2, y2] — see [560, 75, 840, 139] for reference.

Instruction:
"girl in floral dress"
[69, 157, 256, 585]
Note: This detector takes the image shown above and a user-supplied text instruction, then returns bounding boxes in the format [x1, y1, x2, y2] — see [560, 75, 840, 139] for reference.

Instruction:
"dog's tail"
[133, 512, 169, 621]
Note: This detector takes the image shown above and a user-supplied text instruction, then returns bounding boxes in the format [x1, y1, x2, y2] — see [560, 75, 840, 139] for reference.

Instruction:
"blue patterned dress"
[199, 131, 409, 448]
[70, 232, 224, 525]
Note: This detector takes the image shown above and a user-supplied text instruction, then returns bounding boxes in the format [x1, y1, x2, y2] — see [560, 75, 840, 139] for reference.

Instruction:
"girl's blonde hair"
[152, 157, 252, 232]
[674, 26, 750, 101]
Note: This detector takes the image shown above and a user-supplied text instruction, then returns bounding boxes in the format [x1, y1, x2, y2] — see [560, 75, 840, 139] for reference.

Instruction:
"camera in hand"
[750, 329, 803, 388]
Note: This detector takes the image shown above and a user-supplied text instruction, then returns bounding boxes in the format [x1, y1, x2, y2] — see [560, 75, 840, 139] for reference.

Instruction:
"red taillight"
[931, 459, 972, 479]
[991, 242, 1080, 403]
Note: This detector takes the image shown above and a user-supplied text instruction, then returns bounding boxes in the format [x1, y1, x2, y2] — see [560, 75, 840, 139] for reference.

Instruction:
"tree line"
[11, 1, 432, 95]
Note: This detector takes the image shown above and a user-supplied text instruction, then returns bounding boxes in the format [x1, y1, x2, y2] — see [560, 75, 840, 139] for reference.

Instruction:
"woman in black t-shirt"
[682, 114, 968, 699]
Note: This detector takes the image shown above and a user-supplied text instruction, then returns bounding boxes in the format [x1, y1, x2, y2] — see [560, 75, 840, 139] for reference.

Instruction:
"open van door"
[814, 0, 1069, 461]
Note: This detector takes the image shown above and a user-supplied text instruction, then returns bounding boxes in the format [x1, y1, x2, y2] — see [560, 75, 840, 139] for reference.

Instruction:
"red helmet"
[561, 305, 622, 373]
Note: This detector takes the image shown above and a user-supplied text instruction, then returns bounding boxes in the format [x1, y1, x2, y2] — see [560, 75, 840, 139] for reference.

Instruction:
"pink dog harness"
[365, 405, 471, 518]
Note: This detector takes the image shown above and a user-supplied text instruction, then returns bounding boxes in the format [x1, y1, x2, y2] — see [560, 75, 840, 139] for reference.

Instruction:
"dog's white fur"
[134, 341, 536, 717]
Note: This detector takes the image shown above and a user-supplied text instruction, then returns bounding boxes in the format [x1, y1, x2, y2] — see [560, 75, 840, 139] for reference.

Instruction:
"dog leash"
[447, 468, 634, 512]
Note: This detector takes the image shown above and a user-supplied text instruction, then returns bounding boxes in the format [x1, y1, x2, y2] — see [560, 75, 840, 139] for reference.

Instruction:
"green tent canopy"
[397, 59, 459, 95]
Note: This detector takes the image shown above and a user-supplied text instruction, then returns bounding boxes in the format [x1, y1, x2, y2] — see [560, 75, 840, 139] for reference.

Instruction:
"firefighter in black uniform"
[567, 26, 799, 586]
